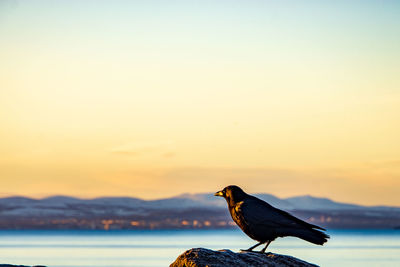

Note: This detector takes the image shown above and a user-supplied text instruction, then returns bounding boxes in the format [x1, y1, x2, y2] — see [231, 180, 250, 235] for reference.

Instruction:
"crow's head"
[214, 185, 248, 204]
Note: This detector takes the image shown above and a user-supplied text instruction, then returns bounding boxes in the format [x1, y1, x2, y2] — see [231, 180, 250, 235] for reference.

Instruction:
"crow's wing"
[237, 197, 324, 231]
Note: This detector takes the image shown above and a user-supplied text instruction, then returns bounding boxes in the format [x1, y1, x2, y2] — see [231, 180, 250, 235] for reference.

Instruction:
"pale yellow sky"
[0, 1, 399, 205]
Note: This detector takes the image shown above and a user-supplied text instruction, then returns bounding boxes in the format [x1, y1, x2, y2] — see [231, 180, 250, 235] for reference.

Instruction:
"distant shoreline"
[0, 228, 399, 232]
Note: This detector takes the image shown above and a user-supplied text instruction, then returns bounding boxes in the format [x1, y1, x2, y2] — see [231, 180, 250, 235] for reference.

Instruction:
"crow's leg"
[240, 242, 263, 252]
[260, 240, 272, 253]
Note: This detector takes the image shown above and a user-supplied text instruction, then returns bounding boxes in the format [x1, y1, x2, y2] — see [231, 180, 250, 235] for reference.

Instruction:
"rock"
[170, 248, 318, 267]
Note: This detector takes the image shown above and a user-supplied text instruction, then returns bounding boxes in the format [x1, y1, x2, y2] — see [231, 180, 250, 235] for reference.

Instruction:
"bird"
[214, 185, 329, 253]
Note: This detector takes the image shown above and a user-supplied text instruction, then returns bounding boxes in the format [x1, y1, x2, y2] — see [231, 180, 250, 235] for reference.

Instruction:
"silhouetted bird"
[215, 185, 329, 253]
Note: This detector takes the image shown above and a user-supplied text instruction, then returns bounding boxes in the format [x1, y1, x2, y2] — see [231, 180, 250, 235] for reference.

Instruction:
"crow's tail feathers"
[293, 228, 330, 245]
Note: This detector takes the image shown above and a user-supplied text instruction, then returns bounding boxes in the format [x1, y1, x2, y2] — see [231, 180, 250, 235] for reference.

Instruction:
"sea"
[0, 229, 399, 267]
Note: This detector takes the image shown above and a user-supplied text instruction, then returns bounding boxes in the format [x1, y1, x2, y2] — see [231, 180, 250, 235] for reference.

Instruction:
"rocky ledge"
[170, 248, 318, 267]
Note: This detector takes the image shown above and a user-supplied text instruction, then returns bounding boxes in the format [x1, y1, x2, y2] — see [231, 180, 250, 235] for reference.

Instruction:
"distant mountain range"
[177, 193, 400, 211]
[0, 193, 399, 229]
[0, 193, 398, 217]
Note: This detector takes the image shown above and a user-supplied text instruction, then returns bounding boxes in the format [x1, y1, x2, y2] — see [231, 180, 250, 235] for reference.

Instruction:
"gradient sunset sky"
[1, 0, 399, 205]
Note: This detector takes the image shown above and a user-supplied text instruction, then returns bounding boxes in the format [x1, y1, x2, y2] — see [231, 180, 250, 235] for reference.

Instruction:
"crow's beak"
[214, 190, 224, 197]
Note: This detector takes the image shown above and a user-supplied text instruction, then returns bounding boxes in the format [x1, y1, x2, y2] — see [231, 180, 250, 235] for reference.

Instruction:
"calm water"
[0, 229, 399, 267]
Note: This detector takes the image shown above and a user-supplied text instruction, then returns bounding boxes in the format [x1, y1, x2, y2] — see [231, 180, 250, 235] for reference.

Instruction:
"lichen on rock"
[170, 248, 318, 267]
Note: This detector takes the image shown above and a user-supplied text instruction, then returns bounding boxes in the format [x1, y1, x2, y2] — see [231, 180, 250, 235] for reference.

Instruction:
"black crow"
[215, 185, 329, 253]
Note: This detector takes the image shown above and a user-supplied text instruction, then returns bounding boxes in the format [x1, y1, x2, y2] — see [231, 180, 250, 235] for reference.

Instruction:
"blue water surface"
[0, 229, 399, 267]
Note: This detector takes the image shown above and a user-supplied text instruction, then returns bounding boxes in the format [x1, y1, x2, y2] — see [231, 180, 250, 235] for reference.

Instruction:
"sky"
[0, 0, 399, 205]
